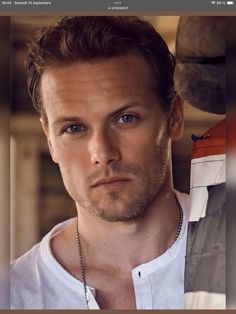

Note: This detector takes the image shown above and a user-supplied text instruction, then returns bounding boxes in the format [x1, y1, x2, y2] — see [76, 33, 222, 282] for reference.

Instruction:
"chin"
[88, 200, 147, 223]
[95, 211, 143, 223]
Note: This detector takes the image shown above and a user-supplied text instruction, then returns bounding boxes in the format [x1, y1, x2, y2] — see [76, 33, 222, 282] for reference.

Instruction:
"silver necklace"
[75, 207, 183, 309]
[75, 218, 89, 309]
[175, 206, 183, 241]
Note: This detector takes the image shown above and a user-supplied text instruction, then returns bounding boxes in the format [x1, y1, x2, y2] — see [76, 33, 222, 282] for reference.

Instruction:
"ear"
[40, 118, 59, 164]
[168, 95, 184, 140]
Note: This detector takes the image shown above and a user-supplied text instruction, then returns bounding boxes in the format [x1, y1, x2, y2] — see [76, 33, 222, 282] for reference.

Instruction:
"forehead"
[41, 52, 154, 88]
[40, 52, 159, 119]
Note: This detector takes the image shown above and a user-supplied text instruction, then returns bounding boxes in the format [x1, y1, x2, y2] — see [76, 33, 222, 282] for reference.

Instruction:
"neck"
[75, 185, 181, 272]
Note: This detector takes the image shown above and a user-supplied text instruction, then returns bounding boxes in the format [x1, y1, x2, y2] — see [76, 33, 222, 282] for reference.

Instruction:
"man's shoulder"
[11, 219, 72, 276]
[11, 242, 41, 274]
[10, 220, 71, 309]
[10, 218, 85, 309]
[11, 242, 43, 309]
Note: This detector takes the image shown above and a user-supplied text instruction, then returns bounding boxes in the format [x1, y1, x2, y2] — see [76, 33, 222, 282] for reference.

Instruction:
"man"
[11, 16, 188, 309]
[174, 17, 225, 309]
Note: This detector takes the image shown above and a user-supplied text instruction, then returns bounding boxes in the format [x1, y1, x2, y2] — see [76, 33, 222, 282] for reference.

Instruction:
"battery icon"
[227, 1, 234, 4]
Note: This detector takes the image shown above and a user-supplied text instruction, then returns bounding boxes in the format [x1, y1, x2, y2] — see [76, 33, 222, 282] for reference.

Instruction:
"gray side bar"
[0, 0, 236, 12]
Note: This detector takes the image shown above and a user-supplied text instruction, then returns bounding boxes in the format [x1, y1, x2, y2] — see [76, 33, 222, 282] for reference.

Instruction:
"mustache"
[86, 163, 142, 186]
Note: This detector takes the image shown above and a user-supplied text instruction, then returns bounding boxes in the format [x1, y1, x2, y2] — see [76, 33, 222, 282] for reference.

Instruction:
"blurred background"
[0, 16, 10, 309]
[227, 16, 236, 309]
[11, 16, 223, 259]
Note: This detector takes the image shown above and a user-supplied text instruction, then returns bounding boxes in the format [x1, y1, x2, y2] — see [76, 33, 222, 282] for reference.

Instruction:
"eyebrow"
[52, 102, 150, 127]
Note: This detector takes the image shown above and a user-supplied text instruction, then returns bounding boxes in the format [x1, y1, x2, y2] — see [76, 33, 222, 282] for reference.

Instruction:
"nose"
[88, 129, 121, 166]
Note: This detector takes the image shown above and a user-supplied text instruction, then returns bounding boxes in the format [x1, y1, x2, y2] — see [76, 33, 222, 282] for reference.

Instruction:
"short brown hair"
[25, 16, 176, 120]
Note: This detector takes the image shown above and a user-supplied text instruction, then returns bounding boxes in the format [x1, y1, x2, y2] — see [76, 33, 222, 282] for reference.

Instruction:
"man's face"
[41, 53, 183, 222]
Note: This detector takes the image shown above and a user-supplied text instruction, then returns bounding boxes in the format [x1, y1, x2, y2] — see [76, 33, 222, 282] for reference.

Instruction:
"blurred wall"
[0, 16, 10, 309]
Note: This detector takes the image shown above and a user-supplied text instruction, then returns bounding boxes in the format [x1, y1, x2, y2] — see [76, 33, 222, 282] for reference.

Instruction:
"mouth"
[91, 177, 130, 188]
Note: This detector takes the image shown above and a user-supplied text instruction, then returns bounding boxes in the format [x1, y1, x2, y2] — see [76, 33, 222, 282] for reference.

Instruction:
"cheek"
[122, 123, 166, 157]
[52, 141, 89, 179]
[128, 129, 169, 171]
[122, 134, 157, 167]
[57, 152, 89, 198]
[155, 122, 168, 145]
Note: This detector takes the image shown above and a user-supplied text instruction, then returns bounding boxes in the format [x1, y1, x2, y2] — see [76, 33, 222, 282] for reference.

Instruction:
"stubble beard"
[61, 141, 170, 223]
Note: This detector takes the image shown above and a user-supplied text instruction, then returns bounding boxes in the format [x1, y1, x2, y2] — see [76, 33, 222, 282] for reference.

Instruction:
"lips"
[91, 177, 130, 188]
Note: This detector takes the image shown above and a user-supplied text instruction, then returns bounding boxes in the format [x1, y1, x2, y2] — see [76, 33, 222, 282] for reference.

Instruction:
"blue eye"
[118, 114, 139, 123]
[65, 124, 85, 133]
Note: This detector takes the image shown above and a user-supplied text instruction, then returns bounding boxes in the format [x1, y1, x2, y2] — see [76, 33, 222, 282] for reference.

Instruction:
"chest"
[86, 259, 185, 310]
[89, 272, 136, 309]
[95, 276, 136, 309]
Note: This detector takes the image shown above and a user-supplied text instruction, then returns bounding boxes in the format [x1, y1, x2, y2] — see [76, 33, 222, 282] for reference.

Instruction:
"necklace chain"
[175, 206, 183, 241]
[75, 207, 183, 310]
[75, 218, 89, 309]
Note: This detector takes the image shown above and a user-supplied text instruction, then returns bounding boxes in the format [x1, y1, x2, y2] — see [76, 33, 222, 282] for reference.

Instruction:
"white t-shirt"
[11, 191, 189, 309]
